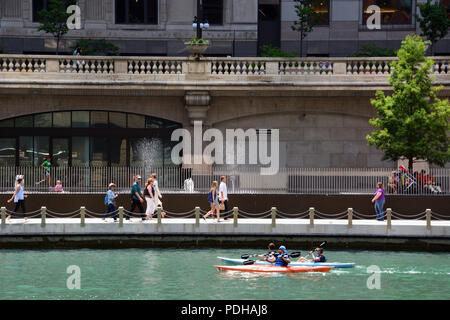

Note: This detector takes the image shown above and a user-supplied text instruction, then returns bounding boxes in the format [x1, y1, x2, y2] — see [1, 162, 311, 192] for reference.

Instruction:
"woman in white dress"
[151, 173, 165, 218]
[144, 178, 156, 220]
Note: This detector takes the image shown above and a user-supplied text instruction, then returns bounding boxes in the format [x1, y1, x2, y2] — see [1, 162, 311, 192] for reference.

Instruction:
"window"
[203, 0, 223, 25]
[53, 112, 71, 128]
[32, 0, 48, 22]
[311, 0, 329, 25]
[363, 0, 413, 25]
[72, 111, 90, 128]
[35, 113, 52, 127]
[115, 0, 158, 24]
[443, 0, 450, 19]
[0, 138, 16, 166]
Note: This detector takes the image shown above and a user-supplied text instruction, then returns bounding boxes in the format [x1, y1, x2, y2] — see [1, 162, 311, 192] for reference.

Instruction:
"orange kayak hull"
[215, 265, 333, 273]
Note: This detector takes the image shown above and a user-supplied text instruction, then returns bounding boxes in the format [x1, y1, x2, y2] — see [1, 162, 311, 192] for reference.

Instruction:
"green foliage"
[184, 37, 210, 45]
[259, 45, 299, 58]
[70, 39, 120, 56]
[352, 44, 397, 57]
[367, 35, 450, 171]
[291, 0, 324, 56]
[37, 0, 78, 54]
[416, 0, 450, 55]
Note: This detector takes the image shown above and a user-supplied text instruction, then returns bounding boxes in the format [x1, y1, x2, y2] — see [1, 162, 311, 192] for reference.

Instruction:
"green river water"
[0, 248, 449, 300]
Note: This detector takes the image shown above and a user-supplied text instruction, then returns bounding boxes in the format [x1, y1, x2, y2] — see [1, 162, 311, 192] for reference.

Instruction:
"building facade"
[0, 0, 449, 56]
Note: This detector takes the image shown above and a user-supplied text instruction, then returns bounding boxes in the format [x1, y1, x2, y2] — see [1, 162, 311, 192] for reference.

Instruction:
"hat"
[279, 246, 287, 252]
[135, 175, 141, 179]
[108, 183, 116, 188]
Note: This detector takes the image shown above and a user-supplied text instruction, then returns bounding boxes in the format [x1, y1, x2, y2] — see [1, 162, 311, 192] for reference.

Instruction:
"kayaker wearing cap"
[274, 246, 290, 266]
[253, 242, 278, 262]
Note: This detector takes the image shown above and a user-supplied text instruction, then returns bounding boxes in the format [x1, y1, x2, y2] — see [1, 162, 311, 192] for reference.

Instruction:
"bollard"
[426, 209, 431, 230]
[195, 207, 200, 227]
[80, 206, 85, 227]
[309, 207, 315, 227]
[41, 207, 46, 228]
[271, 207, 277, 228]
[347, 208, 353, 228]
[386, 208, 392, 229]
[1, 207, 6, 228]
[119, 206, 124, 228]
[157, 207, 162, 226]
[233, 207, 238, 228]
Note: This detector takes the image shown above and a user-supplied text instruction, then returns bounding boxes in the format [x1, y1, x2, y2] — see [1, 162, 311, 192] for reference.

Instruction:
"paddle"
[241, 251, 301, 261]
[301, 241, 327, 260]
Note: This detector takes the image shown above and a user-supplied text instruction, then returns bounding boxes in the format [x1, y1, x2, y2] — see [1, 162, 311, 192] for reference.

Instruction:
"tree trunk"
[408, 157, 414, 173]
[56, 37, 60, 55]
[300, 31, 303, 57]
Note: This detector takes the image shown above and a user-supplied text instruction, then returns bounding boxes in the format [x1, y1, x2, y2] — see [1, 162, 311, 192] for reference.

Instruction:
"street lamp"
[192, 0, 210, 38]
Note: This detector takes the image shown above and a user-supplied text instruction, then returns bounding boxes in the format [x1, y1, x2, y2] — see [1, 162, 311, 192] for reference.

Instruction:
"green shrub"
[259, 45, 299, 58]
[352, 44, 397, 57]
[70, 39, 120, 56]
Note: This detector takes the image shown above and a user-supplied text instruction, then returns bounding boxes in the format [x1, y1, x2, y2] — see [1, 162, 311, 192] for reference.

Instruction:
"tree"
[70, 39, 120, 56]
[260, 45, 299, 58]
[291, 0, 324, 57]
[366, 35, 450, 172]
[37, 0, 78, 55]
[352, 44, 397, 57]
[416, 0, 450, 55]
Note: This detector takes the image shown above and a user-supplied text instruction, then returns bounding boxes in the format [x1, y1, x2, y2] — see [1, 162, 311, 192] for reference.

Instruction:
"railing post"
[266, 61, 279, 75]
[347, 208, 353, 228]
[41, 206, 46, 228]
[195, 207, 200, 227]
[118, 206, 124, 228]
[309, 207, 315, 227]
[233, 207, 238, 228]
[386, 208, 392, 229]
[80, 206, 85, 227]
[333, 61, 346, 74]
[271, 207, 277, 228]
[115, 59, 128, 74]
[426, 209, 431, 230]
[1, 207, 6, 228]
[46, 58, 59, 73]
[157, 207, 162, 226]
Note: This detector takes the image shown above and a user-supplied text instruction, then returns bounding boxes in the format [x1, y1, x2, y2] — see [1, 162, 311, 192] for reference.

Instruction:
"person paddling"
[253, 242, 277, 262]
[273, 246, 290, 266]
[298, 247, 327, 263]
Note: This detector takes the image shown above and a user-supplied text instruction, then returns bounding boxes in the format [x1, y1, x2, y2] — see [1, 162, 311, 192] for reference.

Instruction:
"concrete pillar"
[271, 207, 277, 228]
[386, 208, 392, 229]
[41, 207, 46, 228]
[333, 61, 347, 74]
[309, 207, 315, 227]
[233, 207, 238, 227]
[195, 206, 200, 227]
[347, 208, 353, 228]
[115, 60, 128, 74]
[426, 209, 431, 230]
[266, 61, 279, 75]
[157, 207, 162, 226]
[1, 207, 5, 228]
[80, 207, 85, 227]
[118, 206, 124, 227]
[185, 91, 211, 125]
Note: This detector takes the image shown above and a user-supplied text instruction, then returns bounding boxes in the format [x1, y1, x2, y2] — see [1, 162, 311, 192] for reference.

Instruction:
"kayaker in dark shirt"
[274, 246, 290, 266]
[253, 242, 278, 262]
[298, 247, 327, 263]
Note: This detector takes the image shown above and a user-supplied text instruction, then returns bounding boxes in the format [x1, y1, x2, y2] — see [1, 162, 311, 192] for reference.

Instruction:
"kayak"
[215, 264, 333, 273]
[217, 256, 355, 268]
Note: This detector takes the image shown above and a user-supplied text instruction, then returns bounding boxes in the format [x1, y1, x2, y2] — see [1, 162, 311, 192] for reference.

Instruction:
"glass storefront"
[0, 111, 181, 167]
[363, 0, 413, 25]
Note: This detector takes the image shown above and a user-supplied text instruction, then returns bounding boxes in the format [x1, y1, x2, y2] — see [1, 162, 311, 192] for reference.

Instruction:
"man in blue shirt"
[103, 183, 118, 222]
[273, 246, 290, 266]
[129, 175, 145, 221]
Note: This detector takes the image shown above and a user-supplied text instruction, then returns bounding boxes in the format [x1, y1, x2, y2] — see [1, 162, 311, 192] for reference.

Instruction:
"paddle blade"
[241, 254, 250, 260]
[319, 241, 327, 248]
[243, 260, 255, 265]
[289, 251, 301, 258]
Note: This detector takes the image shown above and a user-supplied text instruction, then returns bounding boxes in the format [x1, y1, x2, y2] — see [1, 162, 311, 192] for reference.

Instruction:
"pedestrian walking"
[129, 175, 145, 221]
[144, 177, 156, 220]
[103, 183, 118, 222]
[372, 182, 386, 221]
[151, 173, 165, 218]
[203, 181, 220, 222]
[36, 156, 51, 188]
[7, 177, 28, 222]
[219, 176, 229, 220]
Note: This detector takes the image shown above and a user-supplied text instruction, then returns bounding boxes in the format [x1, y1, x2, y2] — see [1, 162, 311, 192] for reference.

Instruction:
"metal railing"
[0, 166, 448, 195]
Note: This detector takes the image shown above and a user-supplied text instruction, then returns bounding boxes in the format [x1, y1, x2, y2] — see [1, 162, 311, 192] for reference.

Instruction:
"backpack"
[207, 191, 212, 202]
[104, 193, 109, 205]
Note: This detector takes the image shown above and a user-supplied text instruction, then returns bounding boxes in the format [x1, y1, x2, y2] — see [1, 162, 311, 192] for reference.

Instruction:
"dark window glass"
[91, 111, 108, 128]
[130, 137, 163, 166]
[33, 0, 48, 22]
[33, 136, 50, 167]
[363, 0, 413, 25]
[115, 0, 158, 24]
[109, 112, 127, 128]
[443, 0, 450, 19]
[0, 119, 14, 127]
[0, 138, 16, 166]
[203, 0, 223, 25]
[259, 4, 280, 21]
[15, 115, 33, 128]
[52, 138, 69, 166]
[90, 137, 108, 166]
[19, 136, 33, 166]
[311, 0, 329, 25]
[72, 111, 90, 128]
[34, 113, 52, 127]
[53, 112, 71, 128]
[110, 138, 127, 166]
[127, 114, 145, 128]
[72, 136, 90, 167]
[146, 116, 165, 128]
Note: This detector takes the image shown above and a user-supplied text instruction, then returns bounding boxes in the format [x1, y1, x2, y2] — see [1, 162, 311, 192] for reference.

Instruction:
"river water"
[0, 248, 449, 300]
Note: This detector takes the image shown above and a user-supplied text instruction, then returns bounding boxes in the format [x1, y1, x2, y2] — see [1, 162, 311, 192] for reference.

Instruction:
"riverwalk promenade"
[1, 215, 449, 251]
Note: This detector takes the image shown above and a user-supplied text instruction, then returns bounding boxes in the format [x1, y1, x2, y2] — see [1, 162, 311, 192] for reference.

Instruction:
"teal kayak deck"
[217, 256, 355, 268]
